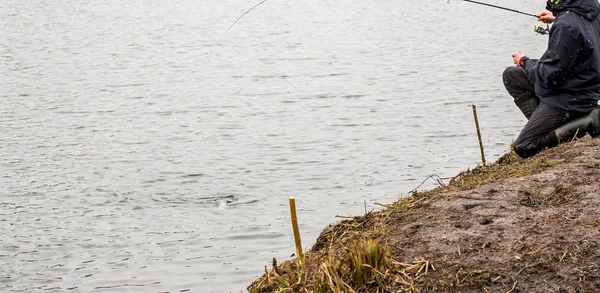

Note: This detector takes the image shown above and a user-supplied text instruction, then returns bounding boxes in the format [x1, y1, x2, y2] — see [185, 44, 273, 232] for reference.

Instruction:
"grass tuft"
[248, 238, 430, 293]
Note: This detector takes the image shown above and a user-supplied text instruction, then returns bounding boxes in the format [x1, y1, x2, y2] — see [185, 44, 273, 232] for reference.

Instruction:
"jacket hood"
[547, 0, 600, 21]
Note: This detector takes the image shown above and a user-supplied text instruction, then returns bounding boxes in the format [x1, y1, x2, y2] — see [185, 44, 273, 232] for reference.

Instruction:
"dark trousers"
[502, 67, 585, 158]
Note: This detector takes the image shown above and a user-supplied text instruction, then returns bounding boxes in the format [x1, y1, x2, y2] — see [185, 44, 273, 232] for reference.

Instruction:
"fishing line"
[229, 0, 548, 34]
[228, 0, 269, 31]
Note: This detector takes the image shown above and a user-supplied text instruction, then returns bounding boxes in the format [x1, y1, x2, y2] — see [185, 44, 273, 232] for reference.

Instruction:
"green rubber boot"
[588, 107, 600, 138]
[514, 92, 539, 120]
[554, 107, 600, 143]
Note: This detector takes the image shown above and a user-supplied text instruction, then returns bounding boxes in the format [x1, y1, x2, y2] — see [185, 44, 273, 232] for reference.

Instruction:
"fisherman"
[502, 0, 600, 158]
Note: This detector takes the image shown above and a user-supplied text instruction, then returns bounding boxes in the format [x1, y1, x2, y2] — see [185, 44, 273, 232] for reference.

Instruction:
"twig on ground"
[409, 174, 447, 194]
[506, 280, 518, 293]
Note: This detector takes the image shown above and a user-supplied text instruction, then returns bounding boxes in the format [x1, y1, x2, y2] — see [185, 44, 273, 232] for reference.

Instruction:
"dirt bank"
[248, 138, 600, 293]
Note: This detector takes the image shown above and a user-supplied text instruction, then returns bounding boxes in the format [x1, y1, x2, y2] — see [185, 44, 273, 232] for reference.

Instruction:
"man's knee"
[512, 142, 531, 158]
[502, 66, 522, 83]
[512, 132, 556, 158]
[513, 139, 543, 158]
[513, 132, 542, 158]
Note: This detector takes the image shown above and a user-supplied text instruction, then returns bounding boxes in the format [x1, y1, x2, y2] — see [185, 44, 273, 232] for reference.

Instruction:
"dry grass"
[518, 183, 578, 208]
[248, 237, 434, 293]
[446, 151, 555, 191]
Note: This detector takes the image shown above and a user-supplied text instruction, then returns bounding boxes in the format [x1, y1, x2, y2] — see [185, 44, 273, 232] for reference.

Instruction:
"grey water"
[1, 0, 547, 292]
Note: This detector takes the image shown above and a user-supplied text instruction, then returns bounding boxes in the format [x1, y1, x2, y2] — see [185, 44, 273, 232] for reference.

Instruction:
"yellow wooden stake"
[289, 197, 303, 261]
[472, 104, 486, 165]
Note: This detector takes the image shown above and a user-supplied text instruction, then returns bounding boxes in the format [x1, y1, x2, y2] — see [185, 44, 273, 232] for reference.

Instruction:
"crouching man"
[503, 0, 600, 158]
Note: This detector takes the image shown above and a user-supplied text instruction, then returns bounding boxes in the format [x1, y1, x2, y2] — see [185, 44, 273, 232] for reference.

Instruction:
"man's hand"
[537, 10, 555, 24]
[512, 50, 527, 67]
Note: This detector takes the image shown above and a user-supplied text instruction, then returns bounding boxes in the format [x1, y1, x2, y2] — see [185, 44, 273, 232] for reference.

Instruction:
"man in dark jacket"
[502, 0, 600, 158]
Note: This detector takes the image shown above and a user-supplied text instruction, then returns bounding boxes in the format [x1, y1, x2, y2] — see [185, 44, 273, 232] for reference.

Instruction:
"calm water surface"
[2, 0, 546, 292]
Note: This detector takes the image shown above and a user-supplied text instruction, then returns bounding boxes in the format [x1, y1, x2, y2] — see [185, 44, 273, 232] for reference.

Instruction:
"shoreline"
[247, 138, 600, 292]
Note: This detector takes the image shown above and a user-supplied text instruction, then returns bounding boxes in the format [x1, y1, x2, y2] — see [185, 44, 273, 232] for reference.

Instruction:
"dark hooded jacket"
[520, 0, 600, 113]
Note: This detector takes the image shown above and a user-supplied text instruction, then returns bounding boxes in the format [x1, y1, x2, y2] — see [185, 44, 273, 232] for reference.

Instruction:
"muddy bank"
[248, 138, 600, 293]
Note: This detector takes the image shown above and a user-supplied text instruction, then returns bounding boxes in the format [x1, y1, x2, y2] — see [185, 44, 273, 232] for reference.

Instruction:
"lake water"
[1, 0, 547, 292]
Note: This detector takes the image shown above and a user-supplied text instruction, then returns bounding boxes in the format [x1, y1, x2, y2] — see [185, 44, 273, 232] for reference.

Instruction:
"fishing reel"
[534, 24, 550, 35]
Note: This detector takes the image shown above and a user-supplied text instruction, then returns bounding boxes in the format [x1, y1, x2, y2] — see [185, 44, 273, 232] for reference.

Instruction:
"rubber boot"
[554, 107, 600, 143]
[587, 107, 600, 138]
[514, 92, 539, 120]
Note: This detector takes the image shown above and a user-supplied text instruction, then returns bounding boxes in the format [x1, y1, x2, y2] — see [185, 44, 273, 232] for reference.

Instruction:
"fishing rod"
[449, 0, 549, 35]
[450, 0, 538, 18]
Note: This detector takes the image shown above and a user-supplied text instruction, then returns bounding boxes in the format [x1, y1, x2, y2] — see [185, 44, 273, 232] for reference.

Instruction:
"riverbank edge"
[248, 138, 600, 293]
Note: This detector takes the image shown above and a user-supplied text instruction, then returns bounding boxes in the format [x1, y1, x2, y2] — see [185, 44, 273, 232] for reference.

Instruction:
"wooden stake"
[289, 197, 303, 260]
[472, 104, 486, 165]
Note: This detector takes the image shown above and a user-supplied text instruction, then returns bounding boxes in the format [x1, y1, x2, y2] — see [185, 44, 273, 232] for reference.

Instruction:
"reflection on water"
[1, 0, 546, 291]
